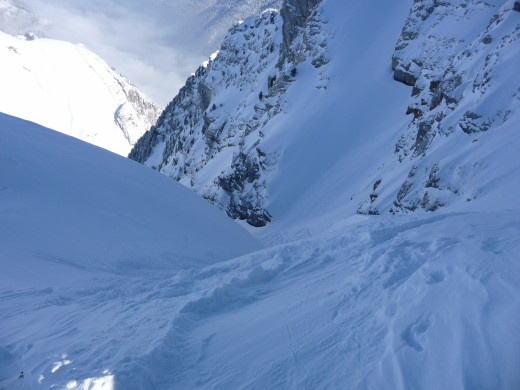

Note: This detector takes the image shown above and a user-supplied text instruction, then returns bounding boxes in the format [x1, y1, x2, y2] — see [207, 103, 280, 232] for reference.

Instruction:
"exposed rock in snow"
[130, 0, 326, 226]
[278, 0, 322, 66]
[358, 0, 520, 215]
[131, 0, 519, 227]
[131, 8, 285, 225]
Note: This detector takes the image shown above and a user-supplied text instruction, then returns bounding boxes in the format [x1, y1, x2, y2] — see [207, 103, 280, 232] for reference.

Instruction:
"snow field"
[3, 204, 519, 388]
[0, 113, 261, 388]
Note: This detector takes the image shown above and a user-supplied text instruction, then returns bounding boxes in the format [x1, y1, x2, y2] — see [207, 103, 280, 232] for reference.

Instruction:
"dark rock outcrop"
[394, 67, 417, 86]
[278, 0, 321, 67]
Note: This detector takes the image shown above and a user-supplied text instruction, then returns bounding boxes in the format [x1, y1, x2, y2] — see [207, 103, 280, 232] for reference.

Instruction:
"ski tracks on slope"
[5, 212, 519, 389]
[115, 213, 456, 388]
[138, 212, 520, 390]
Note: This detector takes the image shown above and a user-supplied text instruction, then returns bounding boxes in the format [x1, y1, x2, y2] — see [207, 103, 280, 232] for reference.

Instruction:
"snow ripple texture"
[2, 208, 519, 389]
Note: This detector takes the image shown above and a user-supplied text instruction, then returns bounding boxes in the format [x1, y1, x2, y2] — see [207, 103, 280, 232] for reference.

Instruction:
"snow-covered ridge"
[130, 0, 327, 226]
[0, 112, 261, 389]
[0, 29, 160, 156]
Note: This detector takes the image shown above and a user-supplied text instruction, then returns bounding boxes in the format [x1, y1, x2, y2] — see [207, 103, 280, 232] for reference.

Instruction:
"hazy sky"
[21, 0, 281, 107]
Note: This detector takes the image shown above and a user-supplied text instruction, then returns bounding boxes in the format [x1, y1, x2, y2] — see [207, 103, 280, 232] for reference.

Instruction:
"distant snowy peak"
[0, 30, 160, 155]
[130, 0, 327, 226]
[0, 0, 46, 37]
[132, 0, 520, 227]
[0, 0, 160, 155]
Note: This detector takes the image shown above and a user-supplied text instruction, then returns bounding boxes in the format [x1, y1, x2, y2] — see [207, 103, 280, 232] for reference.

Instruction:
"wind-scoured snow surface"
[0, 29, 159, 156]
[2, 0, 520, 389]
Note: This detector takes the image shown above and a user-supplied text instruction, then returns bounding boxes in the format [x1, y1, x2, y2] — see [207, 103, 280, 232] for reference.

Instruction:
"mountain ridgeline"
[130, 0, 520, 225]
[129, 0, 323, 227]
[0, 0, 161, 156]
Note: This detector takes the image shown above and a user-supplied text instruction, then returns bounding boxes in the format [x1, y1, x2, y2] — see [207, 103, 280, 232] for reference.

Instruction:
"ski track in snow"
[2, 208, 519, 389]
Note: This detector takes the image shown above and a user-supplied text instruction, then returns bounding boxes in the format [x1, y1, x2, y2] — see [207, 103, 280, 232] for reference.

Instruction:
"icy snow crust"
[2, 0, 520, 389]
[0, 30, 159, 156]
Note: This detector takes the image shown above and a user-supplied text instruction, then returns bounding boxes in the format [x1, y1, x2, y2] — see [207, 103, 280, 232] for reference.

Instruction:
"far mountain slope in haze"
[0, 0, 160, 156]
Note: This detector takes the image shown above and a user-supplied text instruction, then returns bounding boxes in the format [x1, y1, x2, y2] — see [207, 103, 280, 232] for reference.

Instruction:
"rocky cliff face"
[131, 0, 519, 225]
[130, 0, 326, 226]
[114, 80, 161, 147]
[357, 0, 520, 215]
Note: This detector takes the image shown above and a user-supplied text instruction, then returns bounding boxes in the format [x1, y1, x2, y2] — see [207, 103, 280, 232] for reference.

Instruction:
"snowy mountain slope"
[130, 1, 329, 226]
[0, 112, 260, 279]
[128, 0, 406, 227]
[2, 0, 520, 389]
[0, 30, 159, 156]
[131, 0, 520, 232]
[0, 112, 261, 389]
[355, 0, 520, 216]
[2, 111, 519, 389]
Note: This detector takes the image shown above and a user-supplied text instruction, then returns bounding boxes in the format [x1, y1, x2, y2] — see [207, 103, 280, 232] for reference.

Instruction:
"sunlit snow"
[1, 0, 520, 389]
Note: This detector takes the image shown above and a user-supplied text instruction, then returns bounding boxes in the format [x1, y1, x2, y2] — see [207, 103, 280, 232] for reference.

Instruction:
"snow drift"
[0, 112, 261, 388]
